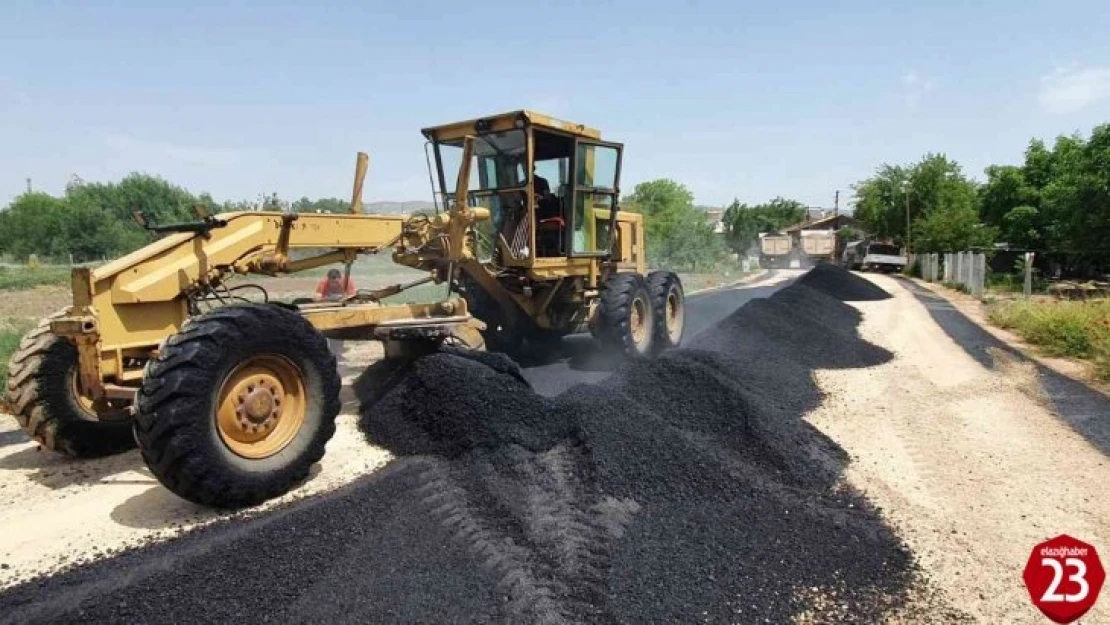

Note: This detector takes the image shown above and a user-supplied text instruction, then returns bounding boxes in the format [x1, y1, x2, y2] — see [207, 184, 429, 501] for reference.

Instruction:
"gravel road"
[0, 271, 795, 591]
[2, 266, 1105, 624]
[2, 266, 940, 624]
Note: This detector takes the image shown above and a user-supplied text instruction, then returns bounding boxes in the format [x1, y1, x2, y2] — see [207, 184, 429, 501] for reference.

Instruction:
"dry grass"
[0, 266, 70, 291]
[988, 298, 1110, 380]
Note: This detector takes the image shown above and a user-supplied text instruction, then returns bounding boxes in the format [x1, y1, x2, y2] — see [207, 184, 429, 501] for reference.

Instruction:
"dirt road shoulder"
[806, 272, 1110, 623]
[904, 277, 1109, 396]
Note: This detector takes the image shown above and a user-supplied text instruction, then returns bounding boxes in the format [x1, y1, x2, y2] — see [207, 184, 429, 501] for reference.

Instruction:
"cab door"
[569, 139, 623, 256]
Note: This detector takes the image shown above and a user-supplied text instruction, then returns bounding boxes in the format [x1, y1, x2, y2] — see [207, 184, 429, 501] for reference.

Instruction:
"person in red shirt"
[315, 268, 356, 368]
[315, 269, 356, 302]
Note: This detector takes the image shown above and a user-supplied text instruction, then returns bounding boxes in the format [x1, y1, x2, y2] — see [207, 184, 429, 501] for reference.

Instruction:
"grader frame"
[8, 110, 686, 509]
[56, 204, 478, 405]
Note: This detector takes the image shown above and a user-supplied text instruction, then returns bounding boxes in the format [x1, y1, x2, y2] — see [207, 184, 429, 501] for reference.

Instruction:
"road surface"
[0, 269, 799, 589]
[522, 270, 801, 396]
[2, 269, 1108, 624]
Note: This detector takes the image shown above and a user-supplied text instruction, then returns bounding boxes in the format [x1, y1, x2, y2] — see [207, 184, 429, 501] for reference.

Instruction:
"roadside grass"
[988, 298, 1110, 380]
[942, 281, 970, 295]
[0, 317, 36, 393]
[987, 273, 1049, 295]
[0, 266, 70, 291]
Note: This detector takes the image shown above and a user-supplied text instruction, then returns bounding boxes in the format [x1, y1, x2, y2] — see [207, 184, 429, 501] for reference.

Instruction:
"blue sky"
[2, 0, 1109, 210]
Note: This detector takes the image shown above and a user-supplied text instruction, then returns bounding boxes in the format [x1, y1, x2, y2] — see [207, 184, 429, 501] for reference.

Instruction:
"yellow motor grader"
[5, 110, 686, 508]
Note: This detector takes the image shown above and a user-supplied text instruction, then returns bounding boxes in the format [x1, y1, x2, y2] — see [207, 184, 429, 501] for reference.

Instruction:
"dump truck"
[758, 233, 794, 268]
[5, 110, 686, 508]
[842, 240, 906, 273]
[798, 229, 836, 263]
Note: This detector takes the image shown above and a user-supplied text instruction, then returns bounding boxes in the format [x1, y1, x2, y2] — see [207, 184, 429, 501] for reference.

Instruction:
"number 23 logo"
[1041, 558, 1089, 603]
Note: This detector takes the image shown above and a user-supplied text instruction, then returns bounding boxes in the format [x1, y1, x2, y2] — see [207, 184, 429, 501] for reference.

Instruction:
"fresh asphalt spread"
[0, 267, 937, 624]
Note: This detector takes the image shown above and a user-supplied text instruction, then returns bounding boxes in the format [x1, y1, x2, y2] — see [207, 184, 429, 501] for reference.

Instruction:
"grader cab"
[416, 111, 685, 356]
[5, 111, 686, 509]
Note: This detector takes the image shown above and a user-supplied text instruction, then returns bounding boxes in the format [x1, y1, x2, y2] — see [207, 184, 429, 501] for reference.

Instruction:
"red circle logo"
[1023, 535, 1105, 623]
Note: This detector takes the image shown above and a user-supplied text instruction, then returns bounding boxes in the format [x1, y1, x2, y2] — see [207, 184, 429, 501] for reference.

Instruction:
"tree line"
[11, 118, 1099, 270]
[852, 123, 1110, 255]
[621, 179, 813, 269]
[0, 172, 752, 272]
[0, 176, 355, 263]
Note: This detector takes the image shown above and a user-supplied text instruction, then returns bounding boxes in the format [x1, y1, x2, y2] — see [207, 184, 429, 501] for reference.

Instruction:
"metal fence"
[913, 251, 986, 297]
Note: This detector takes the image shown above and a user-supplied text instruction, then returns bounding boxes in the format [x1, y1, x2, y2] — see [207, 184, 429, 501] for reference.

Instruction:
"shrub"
[988, 299, 1110, 379]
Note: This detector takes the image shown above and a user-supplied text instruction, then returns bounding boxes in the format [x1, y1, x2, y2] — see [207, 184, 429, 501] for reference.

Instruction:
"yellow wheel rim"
[70, 368, 97, 415]
[665, 289, 684, 343]
[215, 354, 306, 460]
[69, 366, 127, 420]
[630, 296, 649, 346]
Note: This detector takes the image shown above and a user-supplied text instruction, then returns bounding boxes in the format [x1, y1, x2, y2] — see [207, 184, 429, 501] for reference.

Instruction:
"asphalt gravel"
[797, 263, 893, 302]
[0, 266, 923, 624]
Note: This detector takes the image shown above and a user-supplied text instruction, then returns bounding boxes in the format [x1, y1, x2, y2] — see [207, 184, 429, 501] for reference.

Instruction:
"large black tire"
[595, 273, 654, 357]
[647, 271, 686, 352]
[5, 313, 134, 458]
[135, 304, 341, 508]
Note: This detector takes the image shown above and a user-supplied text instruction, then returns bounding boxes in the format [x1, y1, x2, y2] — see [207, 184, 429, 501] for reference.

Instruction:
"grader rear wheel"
[135, 304, 341, 508]
[647, 271, 686, 352]
[5, 313, 134, 458]
[595, 273, 655, 357]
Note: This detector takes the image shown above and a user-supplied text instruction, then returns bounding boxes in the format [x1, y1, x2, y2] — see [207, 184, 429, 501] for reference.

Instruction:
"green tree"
[999, 205, 1042, 249]
[623, 179, 724, 270]
[912, 206, 996, 252]
[1037, 128, 1110, 251]
[851, 164, 910, 242]
[68, 173, 198, 226]
[852, 154, 985, 251]
[721, 197, 807, 254]
[292, 197, 351, 213]
[0, 193, 68, 260]
[979, 165, 1036, 226]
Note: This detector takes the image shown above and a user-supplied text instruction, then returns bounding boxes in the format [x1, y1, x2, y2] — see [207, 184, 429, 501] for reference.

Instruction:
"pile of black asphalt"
[798, 263, 894, 301]
[0, 266, 929, 625]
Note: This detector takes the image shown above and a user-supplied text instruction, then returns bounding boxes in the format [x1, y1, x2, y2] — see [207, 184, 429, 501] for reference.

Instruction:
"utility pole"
[26, 178, 31, 193]
[834, 190, 839, 218]
[903, 182, 912, 254]
[905, 191, 911, 254]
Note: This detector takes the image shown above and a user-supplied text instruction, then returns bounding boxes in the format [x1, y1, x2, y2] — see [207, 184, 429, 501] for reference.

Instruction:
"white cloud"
[104, 134, 252, 168]
[1038, 65, 1110, 114]
[901, 70, 934, 107]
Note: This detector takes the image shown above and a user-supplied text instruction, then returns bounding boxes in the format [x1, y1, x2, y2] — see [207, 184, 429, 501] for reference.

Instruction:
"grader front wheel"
[135, 304, 341, 508]
[5, 313, 134, 458]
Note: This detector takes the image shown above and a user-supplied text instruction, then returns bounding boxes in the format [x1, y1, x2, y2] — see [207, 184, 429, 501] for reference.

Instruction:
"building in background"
[702, 207, 726, 234]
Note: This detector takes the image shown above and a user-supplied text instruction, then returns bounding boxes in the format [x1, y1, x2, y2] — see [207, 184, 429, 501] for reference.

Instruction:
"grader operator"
[5, 111, 686, 508]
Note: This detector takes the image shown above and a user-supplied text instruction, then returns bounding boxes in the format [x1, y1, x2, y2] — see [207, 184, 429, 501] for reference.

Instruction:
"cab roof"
[420, 110, 602, 142]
